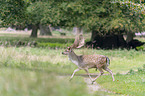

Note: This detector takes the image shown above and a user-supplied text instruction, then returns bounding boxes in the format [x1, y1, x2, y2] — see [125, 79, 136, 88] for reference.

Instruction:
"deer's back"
[79, 55, 107, 68]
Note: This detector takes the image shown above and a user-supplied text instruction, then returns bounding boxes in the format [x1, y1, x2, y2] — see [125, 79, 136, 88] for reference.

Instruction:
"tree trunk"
[30, 24, 38, 38]
[91, 30, 99, 41]
[39, 24, 52, 36]
[117, 35, 127, 48]
[126, 32, 134, 43]
[140, 0, 141, 4]
[72, 27, 83, 35]
[89, 30, 127, 49]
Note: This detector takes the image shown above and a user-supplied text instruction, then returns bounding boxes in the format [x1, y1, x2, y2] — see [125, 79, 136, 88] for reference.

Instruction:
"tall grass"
[0, 47, 90, 96]
[0, 45, 144, 96]
[0, 68, 90, 96]
[1, 47, 144, 74]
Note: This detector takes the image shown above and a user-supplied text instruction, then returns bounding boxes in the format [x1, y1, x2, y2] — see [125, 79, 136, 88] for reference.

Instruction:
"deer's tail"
[106, 57, 110, 66]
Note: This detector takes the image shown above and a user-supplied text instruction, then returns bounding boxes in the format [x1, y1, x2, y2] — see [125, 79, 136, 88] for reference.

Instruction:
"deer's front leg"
[84, 68, 93, 82]
[70, 68, 80, 81]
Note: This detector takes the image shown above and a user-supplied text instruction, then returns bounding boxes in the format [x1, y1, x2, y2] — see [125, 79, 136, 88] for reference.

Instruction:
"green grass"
[0, 32, 145, 96]
[73, 49, 145, 74]
[0, 34, 74, 48]
[0, 46, 144, 96]
[0, 68, 89, 96]
[0, 47, 90, 96]
[96, 71, 145, 96]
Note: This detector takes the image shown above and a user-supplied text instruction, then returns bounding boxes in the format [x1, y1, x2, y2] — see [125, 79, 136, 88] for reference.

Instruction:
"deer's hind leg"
[103, 67, 115, 81]
[92, 68, 104, 84]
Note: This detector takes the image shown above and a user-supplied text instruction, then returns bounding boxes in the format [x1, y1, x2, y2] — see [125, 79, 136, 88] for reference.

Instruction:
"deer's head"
[62, 47, 72, 55]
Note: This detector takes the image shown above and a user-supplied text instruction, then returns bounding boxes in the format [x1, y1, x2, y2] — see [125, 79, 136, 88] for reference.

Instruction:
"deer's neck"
[68, 51, 80, 66]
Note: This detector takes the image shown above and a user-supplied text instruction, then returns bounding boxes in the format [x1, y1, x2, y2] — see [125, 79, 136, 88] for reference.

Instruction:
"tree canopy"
[0, 0, 28, 27]
[0, 0, 145, 37]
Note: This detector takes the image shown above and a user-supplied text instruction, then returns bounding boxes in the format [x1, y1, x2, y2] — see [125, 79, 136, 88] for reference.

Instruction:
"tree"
[0, 0, 60, 37]
[0, 0, 39, 37]
[27, 1, 63, 37]
[112, 1, 145, 42]
[0, 0, 28, 27]
[27, 1, 50, 37]
[58, 0, 145, 48]
[39, 24, 52, 36]
[0, 0, 145, 41]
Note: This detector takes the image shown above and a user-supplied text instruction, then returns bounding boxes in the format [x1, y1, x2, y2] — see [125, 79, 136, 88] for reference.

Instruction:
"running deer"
[62, 47, 115, 84]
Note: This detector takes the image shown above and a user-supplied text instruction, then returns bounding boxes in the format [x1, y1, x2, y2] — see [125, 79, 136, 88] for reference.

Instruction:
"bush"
[37, 42, 71, 48]
[136, 46, 144, 51]
[0, 36, 74, 48]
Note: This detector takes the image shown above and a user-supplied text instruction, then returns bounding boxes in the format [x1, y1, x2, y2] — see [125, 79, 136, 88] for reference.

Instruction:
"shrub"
[0, 37, 74, 48]
[136, 46, 144, 51]
[37, 42, 71, 48]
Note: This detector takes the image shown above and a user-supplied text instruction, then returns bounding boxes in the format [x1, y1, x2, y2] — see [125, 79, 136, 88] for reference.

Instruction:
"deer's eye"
[67, 47, 71, 50]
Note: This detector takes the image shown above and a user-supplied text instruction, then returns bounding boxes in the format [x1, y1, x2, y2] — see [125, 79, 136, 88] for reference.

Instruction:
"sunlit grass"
[73, 48, 145, 74]
[96, 72, 145, 96]
[0, 68, 89, 96]
[0, 45, 144, 96]
[0, 31, 145, 95]
[0, 47, 90, 96]
[1, 47, 144, 74]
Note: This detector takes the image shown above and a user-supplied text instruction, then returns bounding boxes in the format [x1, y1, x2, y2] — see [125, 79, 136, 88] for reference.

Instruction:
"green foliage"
[111, 1, 145, 33]
[0, 36, 74, 48]
[136, 45, 144, 50]
[27, 2, 47, 25]
[37, 42, 71, 48]
[127, 69, 136, 74]
[1, 0, 145, 36]
[58, 0, 145, 35]
[27, 1, 62, 26]
[0, 0, 28, 27]
[59, 0, 111, 28]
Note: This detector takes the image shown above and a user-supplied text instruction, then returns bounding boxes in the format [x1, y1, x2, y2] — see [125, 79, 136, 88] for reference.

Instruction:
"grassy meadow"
[0, 31, 144, 96]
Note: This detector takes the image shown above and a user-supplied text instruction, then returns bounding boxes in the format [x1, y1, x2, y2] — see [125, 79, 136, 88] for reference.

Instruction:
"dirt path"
[84, 77, 113, 94]
[58, 74, 115, 95]
[84, 77, 101, 93]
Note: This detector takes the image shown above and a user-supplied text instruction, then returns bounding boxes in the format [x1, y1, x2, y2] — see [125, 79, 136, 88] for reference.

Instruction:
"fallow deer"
[62, 47, 115, 84]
